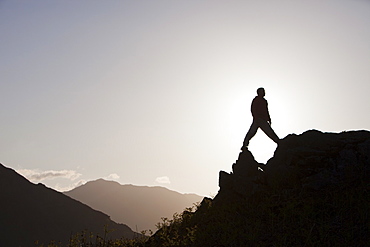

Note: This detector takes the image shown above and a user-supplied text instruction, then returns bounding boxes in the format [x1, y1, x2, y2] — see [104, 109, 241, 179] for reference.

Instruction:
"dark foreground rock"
[217, 129, 370, 201]
[147, 130, 370, 246]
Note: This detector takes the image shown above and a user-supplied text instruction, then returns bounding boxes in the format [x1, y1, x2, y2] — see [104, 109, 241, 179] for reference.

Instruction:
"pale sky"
[1, 0, 369, 196]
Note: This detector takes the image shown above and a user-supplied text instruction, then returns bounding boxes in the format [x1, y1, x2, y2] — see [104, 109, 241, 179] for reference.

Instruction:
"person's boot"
[240, 142, 249, 151]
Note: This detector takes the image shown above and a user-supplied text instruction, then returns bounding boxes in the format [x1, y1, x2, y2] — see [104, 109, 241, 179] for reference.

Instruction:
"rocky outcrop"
[216, 129, 370, 202]
[147, 129, 370, 246]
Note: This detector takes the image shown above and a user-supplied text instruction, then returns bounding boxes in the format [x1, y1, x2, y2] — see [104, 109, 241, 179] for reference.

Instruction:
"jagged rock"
[218, 171, 233, 189]
[217, 129, 370, 201]
[148, 130, 370, 246]
[217, 150, 265, 200]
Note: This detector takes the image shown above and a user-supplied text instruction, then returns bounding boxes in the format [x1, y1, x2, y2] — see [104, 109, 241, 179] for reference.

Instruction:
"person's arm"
[251, 98, 256, 118]
[266, 100, 271, 123]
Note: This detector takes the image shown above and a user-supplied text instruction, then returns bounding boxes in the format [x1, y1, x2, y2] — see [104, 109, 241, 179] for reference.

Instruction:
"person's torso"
[251, 96, 269, 120]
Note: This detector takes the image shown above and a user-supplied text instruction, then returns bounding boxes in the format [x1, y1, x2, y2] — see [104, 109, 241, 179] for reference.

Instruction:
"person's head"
[257, 87, 265, 97]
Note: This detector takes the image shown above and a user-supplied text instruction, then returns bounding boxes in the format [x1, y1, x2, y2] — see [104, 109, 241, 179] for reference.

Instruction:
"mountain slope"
[0, 165, 137, 247]
[147, 130, 370, 246]
[65, 179, 203, 232]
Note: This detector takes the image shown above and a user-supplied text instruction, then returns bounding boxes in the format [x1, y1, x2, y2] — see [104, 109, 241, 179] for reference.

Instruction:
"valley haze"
[64, 179, 203, 232]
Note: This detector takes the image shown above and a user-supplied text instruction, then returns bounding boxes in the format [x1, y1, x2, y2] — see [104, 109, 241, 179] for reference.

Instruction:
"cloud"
[155, 176, 171, 184]
[55, 179, 87, 192]
[104, 173, 120, 181]
[17, 169, 81, 182]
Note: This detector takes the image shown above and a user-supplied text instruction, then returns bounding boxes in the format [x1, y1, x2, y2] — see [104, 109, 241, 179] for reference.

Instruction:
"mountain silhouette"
[65, 179, 202, 232]
[147, 130, 370, 246]
[0, 165, 137, 246]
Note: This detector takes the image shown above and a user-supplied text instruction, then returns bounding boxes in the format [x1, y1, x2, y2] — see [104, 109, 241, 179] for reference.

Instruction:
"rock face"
[147, 130, 370, 246]
[216, 130, 370, 202]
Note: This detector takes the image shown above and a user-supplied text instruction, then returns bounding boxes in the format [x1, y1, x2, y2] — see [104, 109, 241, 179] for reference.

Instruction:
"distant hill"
[147, 130, 370, 246]
[0, 165, 137, 247]
[64, 179, 203, 232]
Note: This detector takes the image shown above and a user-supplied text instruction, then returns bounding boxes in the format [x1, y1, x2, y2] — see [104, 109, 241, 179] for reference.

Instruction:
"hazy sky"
[1, 0, 369, 196]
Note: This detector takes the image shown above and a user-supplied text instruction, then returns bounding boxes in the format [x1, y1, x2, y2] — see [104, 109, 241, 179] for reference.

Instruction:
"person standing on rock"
[241, 87, 280, 150]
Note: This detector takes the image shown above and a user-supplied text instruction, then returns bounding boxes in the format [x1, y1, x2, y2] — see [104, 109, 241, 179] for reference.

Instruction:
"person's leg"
[242, 120, 259, 147]
[259, 119, 280, 143]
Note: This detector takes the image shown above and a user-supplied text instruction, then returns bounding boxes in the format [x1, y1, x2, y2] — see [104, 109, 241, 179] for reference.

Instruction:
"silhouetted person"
[241, 88, 279, 150]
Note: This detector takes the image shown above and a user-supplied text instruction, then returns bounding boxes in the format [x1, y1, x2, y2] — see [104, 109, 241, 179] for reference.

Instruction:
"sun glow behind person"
[1, 0, 369, 196]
